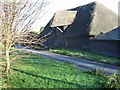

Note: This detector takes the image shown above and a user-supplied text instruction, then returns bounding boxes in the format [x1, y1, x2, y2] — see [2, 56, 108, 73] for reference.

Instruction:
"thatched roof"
[93, 27, 120, 40]
[89, 1, 118, 35]
[51, 11, 77, 27]
[63, 1, 118, 37]
[39, 1, 118, 38]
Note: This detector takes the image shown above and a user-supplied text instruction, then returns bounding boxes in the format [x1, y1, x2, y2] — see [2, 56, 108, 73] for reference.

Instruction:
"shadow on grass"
[20, 59, 74, 69]
[12, 68, 83, 88]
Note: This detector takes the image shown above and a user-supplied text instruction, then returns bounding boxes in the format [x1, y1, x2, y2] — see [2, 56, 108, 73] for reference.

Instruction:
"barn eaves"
[93, 26, 120, 40]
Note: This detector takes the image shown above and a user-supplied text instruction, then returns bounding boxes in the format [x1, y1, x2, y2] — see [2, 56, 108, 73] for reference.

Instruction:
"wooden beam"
[56, 27, 63, 32]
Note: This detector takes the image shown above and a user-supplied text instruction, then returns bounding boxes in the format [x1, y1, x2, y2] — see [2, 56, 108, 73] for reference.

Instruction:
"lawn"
[50, 49, 120, 67]
[7, 50, 108, 88]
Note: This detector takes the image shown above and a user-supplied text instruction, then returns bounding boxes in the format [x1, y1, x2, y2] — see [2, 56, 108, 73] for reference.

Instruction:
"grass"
[49, 49, 120, 67]
[7, 50, 108, 88]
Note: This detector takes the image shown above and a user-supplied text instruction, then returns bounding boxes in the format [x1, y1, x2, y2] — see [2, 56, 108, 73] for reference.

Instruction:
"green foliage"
[8, 51, 107, 88]
[50, 49, 120, 67]
[116, 76, 120, 88]
[106, 73, 117, 88]
[104, 73, 120, 88]
[89, 69, 120, 89]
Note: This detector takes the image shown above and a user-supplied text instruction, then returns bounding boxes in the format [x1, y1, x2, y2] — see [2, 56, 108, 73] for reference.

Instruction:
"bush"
[106, 73, 117, 88]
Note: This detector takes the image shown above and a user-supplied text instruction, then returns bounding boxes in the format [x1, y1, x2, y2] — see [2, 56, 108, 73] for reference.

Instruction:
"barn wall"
[90, 40, 120, 57]
[64, 37, 90, 51]
[43, 32, 120, 58]
[44, 34, 90, 51]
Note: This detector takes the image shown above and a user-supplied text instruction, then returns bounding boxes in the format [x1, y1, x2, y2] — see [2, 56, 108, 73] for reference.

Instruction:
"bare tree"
[0, 0, 49, 79]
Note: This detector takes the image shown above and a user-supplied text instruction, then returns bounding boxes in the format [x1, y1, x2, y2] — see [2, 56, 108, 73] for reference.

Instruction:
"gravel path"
[21, 48, 120, 75]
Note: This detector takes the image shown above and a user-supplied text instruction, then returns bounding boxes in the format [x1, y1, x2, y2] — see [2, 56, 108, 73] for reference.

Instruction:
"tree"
[0, 0, 49, 79]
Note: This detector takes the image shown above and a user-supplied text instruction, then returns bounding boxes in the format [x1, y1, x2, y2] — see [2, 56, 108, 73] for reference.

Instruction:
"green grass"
[8, 50, 107, 88]
[50, 49, 120, 67]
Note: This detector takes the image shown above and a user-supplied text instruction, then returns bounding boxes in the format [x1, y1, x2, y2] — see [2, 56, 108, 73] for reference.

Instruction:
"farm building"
[90, 27, 120, 57]
[38, 1, 119, 57]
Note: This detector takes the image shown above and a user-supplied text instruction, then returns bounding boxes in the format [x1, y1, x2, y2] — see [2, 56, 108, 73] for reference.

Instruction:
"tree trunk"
[5, 51, 10, 74]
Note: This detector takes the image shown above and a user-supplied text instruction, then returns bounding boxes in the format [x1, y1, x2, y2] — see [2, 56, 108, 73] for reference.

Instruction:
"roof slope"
[64, 2, 96, 37]
[51, 11, 77, 27]
[89, 1, 118, 35]
[93, 27, 120, 40]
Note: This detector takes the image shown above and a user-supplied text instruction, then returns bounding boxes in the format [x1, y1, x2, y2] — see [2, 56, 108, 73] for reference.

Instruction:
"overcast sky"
[32, 0, 119, 31]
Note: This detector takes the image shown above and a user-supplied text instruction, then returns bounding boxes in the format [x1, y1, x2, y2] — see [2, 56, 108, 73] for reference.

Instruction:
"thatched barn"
[38, 1, 119, 57]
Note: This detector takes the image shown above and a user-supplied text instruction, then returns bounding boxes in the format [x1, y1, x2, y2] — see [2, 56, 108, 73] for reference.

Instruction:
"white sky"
[32, 0, 119, 31]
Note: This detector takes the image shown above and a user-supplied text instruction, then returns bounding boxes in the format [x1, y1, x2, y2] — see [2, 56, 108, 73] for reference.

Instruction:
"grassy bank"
[50, 49, 120, 67]
[7, 50, 108, 88]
